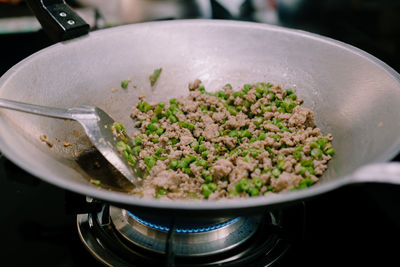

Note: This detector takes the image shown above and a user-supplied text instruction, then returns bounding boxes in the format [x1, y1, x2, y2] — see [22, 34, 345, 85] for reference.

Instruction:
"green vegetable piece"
[191, 141, 199, 151]
[156, 128, 164, 136]
[297, 166, 307, 175]
[272, 118, 281, 125]
[254, 117, 263, 127]
[185, 154, 197, 163]
[311, 148, 323, 159]
[293, 150, 302, 160]
[277, 160, 285, 170]
[183, 167, 192, 176]
[156, 188, 167, 198]
[121, 80, 129, 89]
[169, 115, 178, 123]
[248, 187, 259, 197]
[271, 168, 281, 178]
[244, 100, 251, 108]
[170, 138, 180, 145]
[202, 184, 212, 198]
[169, 159, 178, 170]
[236, 178, 250, 192]
[227, 106, 237, 115]
[267, 92, 275, 101]
[301, 159, 313, 167]
[117, 141, 126, 148]
[147, 123, 157, 132]
[243, 84, 251, 93]
[253, 178, 263, 189]
[198, 144, 206, 153]
[281, 127, 291, 132]
[241, 130, 251, 138]
[127, 154, 136, 165]
[325, 148, 335, 156]
[286, 88, 294, 95]
[250, 149, 261, 158]
[178, 158, 190, 169]
[229, 189, 238, 196]
[154, 147, 163, 156]
[225, 83, 232, 89]
[309, 141, 320, 149]
[208, 182, 218, 192]
[90, 179, 101, 186]
[271, 134, 280, 141]
[151, 138, 159, 143]
[307, 167, 315, 175]
[317, 138, 328, 149]
[198, 136, 204, 143]
[134, 136, 142, 146]
[228, 130, 239, 137]
[242, 149, 249, 157]
[144, 156, 156, 170]
[202, 171, 212, 182]
[297, 177, 314, 189]
[259, 131, 266, 140]
[149, 68, 162, 86]
[289, 94, 297, 100]
[201, 151, 209, 159]
[151, 116, 159, 123]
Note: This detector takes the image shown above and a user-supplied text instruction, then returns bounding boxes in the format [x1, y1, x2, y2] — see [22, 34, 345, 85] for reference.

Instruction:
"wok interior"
[0, 21, 399, 205]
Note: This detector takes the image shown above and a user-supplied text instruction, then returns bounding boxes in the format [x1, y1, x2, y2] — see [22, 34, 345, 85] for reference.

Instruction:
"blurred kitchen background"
[1, 0, 399, 75]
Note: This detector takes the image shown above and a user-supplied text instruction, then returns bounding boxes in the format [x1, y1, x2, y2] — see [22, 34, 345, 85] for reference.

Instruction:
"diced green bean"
[259, 131, 266, 140]
[293, 150, 302, 160]
[191, 141, 199, 151]
[208, 182, 218, 192]
[144, 156, 156, 170]
[254, 117, 263, 127]
[297, 177, 314, 189]
[170, 138, 179, 145]
[151, 138, 159, 143]
[325, 148, 335, 156]
[301, 159, 313, 167]
[169, 159, 178, 169]
[309, 142, 319, 149]
[248, 187, 259, 197]
[201, 151, 209, 159]
[311, 148, 322, 159]
[271, 134, 280, 141]
[199, 144, 206, 153]
[147, 123, 157, 132]
[297, 166, 306, 175]
[277, 160, 285, 170]
[272, 168, 281, 178]
[156, 188, 167, 198]
[227, 106, 237, 115]
[117, 141, 126, 148]
[243, 84, 251, 93]
[286, 88, 294, 95]
[183, 167, 192, 175]
[156, 128, 164, 136]
[178, 158, 190, 169]
[253, 178, 263, 189]
[236, 178, 250, 192]
[169, 115, 177, 123]
[149, 68, 162, 86]
[127, 154, 136, 165]
[317, 138, 328, 149]
[202, 184, 212, 198]
[154, 147, 163, 156]
[241, 130, 251, 138]
[121, 80, 129, 89]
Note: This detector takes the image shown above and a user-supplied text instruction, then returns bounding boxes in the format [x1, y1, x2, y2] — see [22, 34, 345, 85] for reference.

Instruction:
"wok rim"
[1, 19, 400, 211]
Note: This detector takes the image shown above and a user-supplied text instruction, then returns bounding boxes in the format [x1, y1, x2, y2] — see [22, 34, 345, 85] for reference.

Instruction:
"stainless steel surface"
[0, 20, 400, 213]
[110, 206, 260, 256]
[0, 98, 138, 185]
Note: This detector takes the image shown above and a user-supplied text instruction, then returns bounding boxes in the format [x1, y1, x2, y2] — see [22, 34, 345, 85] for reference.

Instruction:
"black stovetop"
[1, 1, 400, 266]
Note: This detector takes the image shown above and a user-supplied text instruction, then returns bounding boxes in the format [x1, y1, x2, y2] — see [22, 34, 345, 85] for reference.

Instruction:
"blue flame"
[126, 211, 241, 233]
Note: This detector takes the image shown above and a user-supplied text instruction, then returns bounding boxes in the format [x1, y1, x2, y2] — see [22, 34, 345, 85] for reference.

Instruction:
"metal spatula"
[0, 98, 139, 186]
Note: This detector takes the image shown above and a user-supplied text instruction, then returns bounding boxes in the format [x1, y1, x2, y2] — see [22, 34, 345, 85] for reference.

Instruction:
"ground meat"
[122, 80, 335, 199]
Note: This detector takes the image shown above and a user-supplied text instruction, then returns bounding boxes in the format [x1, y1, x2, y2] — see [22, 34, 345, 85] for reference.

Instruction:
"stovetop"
[1, 1, 400, 266]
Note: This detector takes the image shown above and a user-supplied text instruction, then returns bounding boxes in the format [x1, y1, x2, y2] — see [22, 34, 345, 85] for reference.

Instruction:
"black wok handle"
[25, 0, 89, 42]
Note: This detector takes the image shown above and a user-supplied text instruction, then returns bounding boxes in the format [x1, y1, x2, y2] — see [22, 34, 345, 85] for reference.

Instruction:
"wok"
[1, 9, 400, 217]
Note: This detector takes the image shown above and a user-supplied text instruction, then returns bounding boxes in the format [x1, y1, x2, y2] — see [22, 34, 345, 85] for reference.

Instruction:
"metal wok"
[1, 19, 400, 217]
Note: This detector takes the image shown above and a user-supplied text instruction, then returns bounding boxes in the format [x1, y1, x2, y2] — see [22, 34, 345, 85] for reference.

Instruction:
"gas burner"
[77, 205, 292, 267]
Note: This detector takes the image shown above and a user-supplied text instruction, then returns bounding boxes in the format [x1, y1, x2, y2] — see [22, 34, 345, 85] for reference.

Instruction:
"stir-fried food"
[114, 80, 334, 199]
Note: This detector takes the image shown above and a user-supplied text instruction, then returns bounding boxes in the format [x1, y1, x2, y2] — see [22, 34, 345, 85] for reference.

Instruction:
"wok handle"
[25, 0, 89, 42]
[349, 162, 400, 185]
[0, 98, 74, 120]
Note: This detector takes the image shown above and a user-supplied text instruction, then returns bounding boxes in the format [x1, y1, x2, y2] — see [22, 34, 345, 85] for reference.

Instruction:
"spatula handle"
[0, 98, 74, 120]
